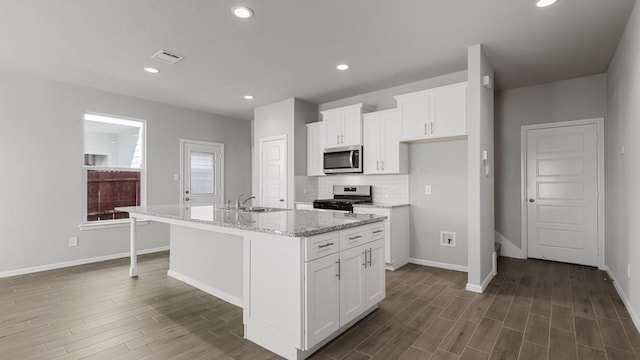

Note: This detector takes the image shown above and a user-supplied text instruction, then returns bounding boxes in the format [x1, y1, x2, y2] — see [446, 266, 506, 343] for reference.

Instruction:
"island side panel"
[243, 233, 303, 359]
[168, 225, 244, 307]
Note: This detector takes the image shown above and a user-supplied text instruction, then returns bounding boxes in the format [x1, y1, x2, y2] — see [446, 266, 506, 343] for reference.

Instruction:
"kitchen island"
[118, 204, 387, 360]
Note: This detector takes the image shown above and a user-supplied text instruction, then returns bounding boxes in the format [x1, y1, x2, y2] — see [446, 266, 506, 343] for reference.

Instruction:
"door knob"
[279, 199, 284, 202]
[185, 197, 190, 202]
[529, 198, 535, 203]
[185, 190, 190, 194]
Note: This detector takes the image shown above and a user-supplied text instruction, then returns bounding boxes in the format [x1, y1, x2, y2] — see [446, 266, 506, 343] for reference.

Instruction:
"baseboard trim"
[495, 231, 524, 259]
[408, 258, 468, 272]
[167, 270, 243, 308]
[604, 266, 640, 334]
[466, 268, 497, 293]
[0, 246, 170, 279]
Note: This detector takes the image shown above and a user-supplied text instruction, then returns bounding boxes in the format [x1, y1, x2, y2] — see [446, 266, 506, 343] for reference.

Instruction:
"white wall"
[252, 98, 317, 208]
[317, 71, 470, 267]
[606, 0, 640, 327]
[409, 141, 468, 266]
[494, 74, 607, 256]
[0, 71, 251, 274]
[467, 44, 495, 290]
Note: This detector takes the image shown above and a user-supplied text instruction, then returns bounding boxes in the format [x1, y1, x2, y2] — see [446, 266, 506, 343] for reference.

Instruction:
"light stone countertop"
[117, 204, 386, 238]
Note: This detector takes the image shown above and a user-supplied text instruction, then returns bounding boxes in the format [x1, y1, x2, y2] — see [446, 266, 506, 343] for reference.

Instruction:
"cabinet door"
[324, 111, 342, 148]
[430, 83, 467, 138]
[381, 110, 401, 173]
[341, 108, 362, 146]
[363, 115, 382, 174]
[365, 239, 386, 308]
[398, 93, 429, 141]
[307, 123, 325, 176]
[339, 245, 366, 327]
[305, 253, 340, 349]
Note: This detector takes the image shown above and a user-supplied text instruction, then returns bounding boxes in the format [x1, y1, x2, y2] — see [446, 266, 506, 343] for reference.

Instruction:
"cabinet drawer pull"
[363, 251, 367, 269]
[336, 259, 341, 280]
[348, 235, 362, 241]
[336, 134, 339, 144]
[424, 123, 427, 135]
[368, 249, 372, 267]
[372, 230, 383, 234]
[317, 242, 334, 249]
[430, 122, 434, 134]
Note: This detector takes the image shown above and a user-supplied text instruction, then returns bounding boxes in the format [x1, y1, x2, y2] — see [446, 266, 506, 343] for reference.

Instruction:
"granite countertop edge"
[295, 201, 409, 208]
[120, 207, 386, 238]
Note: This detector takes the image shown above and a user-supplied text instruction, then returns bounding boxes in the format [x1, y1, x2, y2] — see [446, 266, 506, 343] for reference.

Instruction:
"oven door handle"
[349, 150, 355, 169]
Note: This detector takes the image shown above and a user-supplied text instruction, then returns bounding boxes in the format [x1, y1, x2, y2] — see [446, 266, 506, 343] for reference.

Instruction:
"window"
[83, 114, 145, 222]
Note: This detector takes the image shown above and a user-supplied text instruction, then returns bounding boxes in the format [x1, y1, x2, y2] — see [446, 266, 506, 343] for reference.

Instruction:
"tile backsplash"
[294, 176, 318, 202]
[316, 174, 409, 204]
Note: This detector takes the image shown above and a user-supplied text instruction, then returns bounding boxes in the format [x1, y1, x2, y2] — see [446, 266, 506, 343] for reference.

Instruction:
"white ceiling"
[0, 0, 634, 120]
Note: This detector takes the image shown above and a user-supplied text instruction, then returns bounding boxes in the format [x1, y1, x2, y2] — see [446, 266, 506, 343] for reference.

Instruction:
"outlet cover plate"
[68, 236, 78, 247]
[440, 231, 456, 247]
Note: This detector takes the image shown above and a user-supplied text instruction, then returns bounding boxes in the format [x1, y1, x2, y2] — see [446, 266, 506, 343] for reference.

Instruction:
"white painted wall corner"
[604, 266, 640, 334]
[495, 231, 524, 259]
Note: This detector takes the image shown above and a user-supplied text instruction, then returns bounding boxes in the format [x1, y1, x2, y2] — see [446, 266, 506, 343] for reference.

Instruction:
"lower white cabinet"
[365, 239, 385, 307]
[353, 206, 409, 270]
[305, 252, 340, 348]
[339, 245, 367, 326]
[304, 227, 385, 350]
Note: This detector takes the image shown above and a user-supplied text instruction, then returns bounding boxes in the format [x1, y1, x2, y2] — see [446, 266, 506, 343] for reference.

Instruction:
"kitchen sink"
[240, 206, 288, 213]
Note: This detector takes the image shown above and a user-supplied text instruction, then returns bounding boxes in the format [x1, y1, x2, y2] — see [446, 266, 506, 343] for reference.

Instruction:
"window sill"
[78, 219, 150, 231]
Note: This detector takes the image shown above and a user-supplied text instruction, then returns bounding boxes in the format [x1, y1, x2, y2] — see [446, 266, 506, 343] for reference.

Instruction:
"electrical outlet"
[68, 236, 78, 247]
[628, 263, 631, 279]
[440, 231, 456, 247]
[424, 185, 432, 195]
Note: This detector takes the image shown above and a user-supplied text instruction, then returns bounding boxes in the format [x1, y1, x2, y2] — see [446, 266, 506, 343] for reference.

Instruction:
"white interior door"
[182, 140, 224, 206]
[526, 124, 598, 266]
[260, 137, 287, 208]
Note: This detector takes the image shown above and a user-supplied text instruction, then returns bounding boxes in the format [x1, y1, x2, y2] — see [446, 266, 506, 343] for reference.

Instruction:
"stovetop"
[312, 185, 372, 212]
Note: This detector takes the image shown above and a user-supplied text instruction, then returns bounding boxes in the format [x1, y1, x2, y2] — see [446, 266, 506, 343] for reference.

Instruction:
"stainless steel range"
[313, 185, 372, 212]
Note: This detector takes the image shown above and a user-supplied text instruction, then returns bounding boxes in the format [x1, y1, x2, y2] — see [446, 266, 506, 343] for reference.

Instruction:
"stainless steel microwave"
[323, 145, 363, 174]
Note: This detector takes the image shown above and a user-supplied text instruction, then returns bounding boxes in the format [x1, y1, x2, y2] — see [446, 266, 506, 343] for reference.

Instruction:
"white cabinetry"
[394, 82, 467, 142]
[305, 252, 340, 348]
[303, 224, 385, 350]
[354, 206, 409, 270]
[321, 103, 364, 148]
[306, 122, 325, 176]
[363, 109, 408, 174]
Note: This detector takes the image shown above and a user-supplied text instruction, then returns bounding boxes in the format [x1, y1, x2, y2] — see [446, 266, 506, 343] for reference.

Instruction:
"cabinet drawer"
[305, 232, 340, 262]
[368, 222, 385, 241]
[339, 226, 370, 250]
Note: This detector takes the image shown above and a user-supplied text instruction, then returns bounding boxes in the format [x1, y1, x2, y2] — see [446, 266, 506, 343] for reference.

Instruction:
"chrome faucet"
[235, 195, 256, 209]
[242, 196, 256, 207]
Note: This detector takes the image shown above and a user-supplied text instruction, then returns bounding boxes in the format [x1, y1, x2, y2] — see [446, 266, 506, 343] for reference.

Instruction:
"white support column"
[129, 216, 138, 277]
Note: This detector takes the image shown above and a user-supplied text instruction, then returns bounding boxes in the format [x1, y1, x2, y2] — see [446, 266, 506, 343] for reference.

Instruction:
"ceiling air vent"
[151, 50, 184, 64]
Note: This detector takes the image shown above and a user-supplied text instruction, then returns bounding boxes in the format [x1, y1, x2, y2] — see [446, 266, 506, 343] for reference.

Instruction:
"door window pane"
[191, 152, 215, 194]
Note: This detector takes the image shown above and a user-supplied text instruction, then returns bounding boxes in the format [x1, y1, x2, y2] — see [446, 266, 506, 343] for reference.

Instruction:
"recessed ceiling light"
[244, 95, 254, 100]
[232, 6, 254, 19]
[536, 0, 557, 7]
[143, 67, 160, 74]
[336, 64, 350, 71]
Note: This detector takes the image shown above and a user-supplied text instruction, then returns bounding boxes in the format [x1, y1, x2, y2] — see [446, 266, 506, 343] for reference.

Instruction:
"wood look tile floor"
[1, 253, 639, 360]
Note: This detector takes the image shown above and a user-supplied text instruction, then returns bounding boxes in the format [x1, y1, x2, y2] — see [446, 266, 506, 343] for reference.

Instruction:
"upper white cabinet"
[363, 109, 408, 175]
[394, 82, 467, 142]
[306, 122, 325, 176]
[321, 103, 363, 148]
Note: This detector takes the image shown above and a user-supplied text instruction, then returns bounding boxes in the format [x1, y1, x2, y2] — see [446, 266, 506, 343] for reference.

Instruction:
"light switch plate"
[424, 185, 432, 195]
